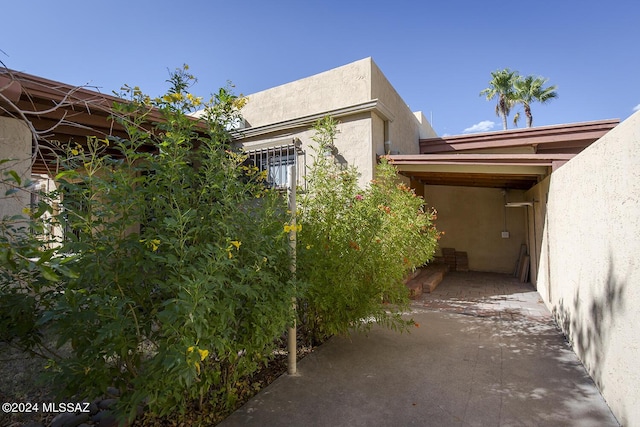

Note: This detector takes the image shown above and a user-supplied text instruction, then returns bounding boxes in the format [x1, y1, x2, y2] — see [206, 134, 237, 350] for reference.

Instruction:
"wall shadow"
[551, 255, 627, 393]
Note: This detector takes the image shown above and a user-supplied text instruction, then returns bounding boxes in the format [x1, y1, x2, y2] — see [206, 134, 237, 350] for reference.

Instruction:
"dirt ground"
[0, 338, 312, 426]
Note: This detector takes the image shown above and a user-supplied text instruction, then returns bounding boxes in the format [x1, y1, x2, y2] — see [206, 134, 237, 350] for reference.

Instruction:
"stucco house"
[1, 59, 639, 426]
[227, 57, 436, 190]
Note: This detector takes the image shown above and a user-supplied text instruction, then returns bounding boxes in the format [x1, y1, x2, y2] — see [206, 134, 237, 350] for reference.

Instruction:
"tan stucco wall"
[241, 58, 372, 128]
[370, 62, 436, 154]
[0, 116, 31, 219]
[237, 58, 433, 189]
[523, 176, 550, 294]
[423, 185, 527, 273]
[528, 111, 640, 426]
[238, 113, 375, 187]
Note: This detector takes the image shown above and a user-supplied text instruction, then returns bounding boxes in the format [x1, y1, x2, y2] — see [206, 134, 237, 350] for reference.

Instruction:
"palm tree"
[513, 75, 558, 127]
[480, 69, 519, 130]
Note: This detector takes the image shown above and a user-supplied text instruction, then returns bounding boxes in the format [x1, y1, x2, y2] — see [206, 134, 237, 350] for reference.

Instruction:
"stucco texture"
[424, 185, 527, 273]
[0, 116, 31, 218]
[529, 111, 640, 426]
[241, 59, 372, 128]
[237, 58, 432, 188]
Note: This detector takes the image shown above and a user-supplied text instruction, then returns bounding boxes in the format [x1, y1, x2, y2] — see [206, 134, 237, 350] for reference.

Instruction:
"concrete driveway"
[219, 272, 619, 426]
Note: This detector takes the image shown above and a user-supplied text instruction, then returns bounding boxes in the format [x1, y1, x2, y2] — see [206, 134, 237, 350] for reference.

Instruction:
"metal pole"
[287, 165, 297, 375]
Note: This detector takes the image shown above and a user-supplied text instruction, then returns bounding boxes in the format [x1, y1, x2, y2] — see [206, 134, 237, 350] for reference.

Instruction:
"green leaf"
[5, 170, 22, 185]
[40, 266, 60, 282]
[54, 170, 80, 181]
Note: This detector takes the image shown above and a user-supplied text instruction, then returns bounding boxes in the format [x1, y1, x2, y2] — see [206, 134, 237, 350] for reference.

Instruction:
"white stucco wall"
[529, 111, 640, 426]
[424, 185, 527, 273]
[0, 116, 32, 219]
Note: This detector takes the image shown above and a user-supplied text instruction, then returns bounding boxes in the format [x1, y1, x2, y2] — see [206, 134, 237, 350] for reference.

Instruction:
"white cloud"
[633, 104, 640, 112]
[463, 120, 496, 134]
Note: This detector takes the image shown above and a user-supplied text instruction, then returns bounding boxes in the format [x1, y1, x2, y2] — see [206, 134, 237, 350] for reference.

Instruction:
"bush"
[1, 72, 440, 424]
[296, 116, 439, 343]
[1, 67, 296, 421]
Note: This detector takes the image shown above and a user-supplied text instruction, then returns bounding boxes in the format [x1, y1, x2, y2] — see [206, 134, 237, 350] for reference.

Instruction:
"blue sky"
[2, 0, 638, 136]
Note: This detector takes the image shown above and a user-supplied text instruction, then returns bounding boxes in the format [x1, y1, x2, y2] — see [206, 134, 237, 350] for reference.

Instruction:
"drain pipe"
[287, 165, 297, 375]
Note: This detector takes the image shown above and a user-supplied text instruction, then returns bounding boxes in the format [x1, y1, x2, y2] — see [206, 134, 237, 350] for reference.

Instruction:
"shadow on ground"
[219, 273, 619, 427]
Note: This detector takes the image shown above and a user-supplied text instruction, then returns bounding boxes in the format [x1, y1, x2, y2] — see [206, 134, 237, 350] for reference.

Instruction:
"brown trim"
[391, 120, 618, 191]
[420, 119, 619, 154]
[403, 172, 541, 190]
[1, 69, 207, 175]
[389, 153, 573, 167]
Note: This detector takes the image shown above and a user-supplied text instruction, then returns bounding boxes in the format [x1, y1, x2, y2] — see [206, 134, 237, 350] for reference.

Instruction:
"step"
[405, 264, 449, 298]
[405, 268, 432, 299]
[422, 270, 444, 293]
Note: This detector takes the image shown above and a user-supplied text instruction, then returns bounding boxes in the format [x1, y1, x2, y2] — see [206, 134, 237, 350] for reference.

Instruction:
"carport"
[389, 119, 618, 284]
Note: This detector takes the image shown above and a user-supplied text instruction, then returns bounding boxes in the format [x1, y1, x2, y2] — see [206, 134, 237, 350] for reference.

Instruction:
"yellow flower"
[71, 148, 79, 156]
[228, 251, 233, 259]
[22, 207, 31, 215]
[284, 223, 301, 233]
[230, 240, 241, 250]
[186, 345, 208, 375]
[150, 239, 160, 251]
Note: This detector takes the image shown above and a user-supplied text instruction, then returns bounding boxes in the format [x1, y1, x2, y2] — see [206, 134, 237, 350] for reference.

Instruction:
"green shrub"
[297, 116, 439, 343]
[1, 67, 296, 421]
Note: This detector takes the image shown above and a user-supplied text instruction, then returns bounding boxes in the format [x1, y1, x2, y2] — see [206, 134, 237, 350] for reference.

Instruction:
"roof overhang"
[0, 69, 195, 175]
[391, 119, 618, 191]
[389, 154, 573, 190]
[420, 119, 619, 154]
[230, 99, 394, 140]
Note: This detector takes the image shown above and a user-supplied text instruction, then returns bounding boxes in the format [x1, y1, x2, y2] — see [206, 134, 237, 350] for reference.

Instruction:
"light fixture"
[505, 202, 534, 208]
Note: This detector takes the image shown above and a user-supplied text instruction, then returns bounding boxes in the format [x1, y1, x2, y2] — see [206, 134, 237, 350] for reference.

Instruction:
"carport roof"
[0, 69, 193, 176]
[391, 119, 618, 190]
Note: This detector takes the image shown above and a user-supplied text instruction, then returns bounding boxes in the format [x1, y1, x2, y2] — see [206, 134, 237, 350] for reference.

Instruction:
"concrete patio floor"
[219, 272, 619, 426]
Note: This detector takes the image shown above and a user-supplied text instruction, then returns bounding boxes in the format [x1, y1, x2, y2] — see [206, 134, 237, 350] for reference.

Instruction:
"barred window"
[244, 140, 302, 189]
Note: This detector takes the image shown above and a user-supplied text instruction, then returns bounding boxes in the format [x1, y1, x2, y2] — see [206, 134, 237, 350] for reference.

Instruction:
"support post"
[287, 165, 297, 375]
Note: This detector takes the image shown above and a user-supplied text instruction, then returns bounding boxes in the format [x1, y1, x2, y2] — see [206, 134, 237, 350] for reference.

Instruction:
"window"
[244, 141, 302, 189]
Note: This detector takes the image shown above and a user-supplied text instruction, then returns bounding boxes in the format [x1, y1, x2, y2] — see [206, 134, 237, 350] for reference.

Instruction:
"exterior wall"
[413, 112, 437, 139]
[523, 176, 550, 295]
[370, 62, 436, 154]
[238, 58, 432, 188]
[0, 116, 31, 219]
[423, 185, 527, 273]
[528, 111, 640, 426]
[238, 113, 374, 187]
[241, 59, 372, 128]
